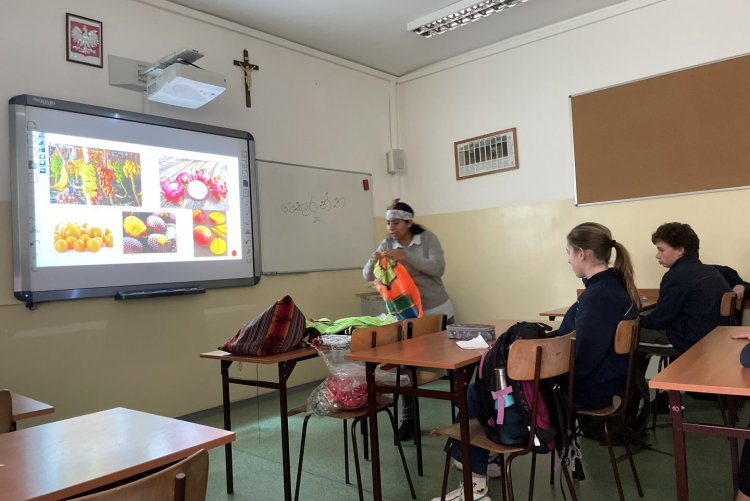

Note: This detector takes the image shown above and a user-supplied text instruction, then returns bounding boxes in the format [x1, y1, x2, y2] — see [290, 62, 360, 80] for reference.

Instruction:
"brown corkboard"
[571, 54, 750, 205]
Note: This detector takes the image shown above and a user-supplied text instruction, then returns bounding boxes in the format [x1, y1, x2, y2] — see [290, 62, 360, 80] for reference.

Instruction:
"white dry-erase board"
[257, 160, 374, 274]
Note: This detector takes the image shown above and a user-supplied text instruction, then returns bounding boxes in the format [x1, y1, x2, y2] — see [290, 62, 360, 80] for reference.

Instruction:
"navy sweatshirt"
[640, 255, 730, 353]
[559, 269, 638, 409]
[711, 264, 750, 299]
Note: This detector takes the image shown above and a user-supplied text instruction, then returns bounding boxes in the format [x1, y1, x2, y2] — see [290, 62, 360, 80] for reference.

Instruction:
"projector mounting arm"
[138, 48, 205, 80]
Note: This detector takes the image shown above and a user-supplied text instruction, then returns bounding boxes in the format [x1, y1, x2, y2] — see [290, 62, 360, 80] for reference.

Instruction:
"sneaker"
[486, 453, 502, 478]
[430, 482, 492, 501]
[398, 419, 414, 442]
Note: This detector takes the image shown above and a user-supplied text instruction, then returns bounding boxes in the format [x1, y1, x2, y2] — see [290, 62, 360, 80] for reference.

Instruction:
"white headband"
[386, 209, 413, 221]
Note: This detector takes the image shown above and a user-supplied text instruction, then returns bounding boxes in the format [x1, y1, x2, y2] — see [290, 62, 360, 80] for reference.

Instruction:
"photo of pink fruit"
[159, 158, 228, 210]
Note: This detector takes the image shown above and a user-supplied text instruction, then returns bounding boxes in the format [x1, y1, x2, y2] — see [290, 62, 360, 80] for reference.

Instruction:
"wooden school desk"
[346, 319, 533, 501]
[0, 407, 234, 501]
[649, 326, 750, 500]
[200, 347, 319, 501]
[540, 288, 659, 321]
[9, 391, 54, 430]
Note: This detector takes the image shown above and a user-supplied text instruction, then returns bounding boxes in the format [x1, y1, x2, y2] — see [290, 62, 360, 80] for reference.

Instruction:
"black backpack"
[475, 322, 577, 462]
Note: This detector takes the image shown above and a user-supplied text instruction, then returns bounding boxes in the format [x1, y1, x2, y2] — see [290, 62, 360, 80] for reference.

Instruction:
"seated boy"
[639, 222, 731, 355]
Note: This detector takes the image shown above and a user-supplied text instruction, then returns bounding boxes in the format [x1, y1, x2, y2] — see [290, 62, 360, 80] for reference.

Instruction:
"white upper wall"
[0, 0, 395, 203]
[395, 0, 750, 216]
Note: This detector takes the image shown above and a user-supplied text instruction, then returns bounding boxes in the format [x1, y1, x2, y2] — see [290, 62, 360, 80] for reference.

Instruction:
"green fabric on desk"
[306, 314, 395, 334]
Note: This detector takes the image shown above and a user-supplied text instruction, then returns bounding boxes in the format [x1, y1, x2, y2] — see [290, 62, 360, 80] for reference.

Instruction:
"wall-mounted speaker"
[386, 148, 406, 174]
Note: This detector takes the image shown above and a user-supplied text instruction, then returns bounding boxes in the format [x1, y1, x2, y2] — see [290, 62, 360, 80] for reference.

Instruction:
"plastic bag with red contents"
[306, 347, 408, 416]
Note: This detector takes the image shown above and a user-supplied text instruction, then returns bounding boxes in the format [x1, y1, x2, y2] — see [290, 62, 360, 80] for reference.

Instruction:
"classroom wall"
[0, 0, 396, 422]
[392, 0, 750, 322]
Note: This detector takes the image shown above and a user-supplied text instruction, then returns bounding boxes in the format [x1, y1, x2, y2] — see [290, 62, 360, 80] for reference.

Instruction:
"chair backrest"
[75, 449, 209, 501]
[613, 318, 639, 414]
[719, 292, 743, 325]
[0, 390, 12, 434]
[350, 323, 401, 353]
[506, 333, 575, 381]
[613, 318, 639, 355]
[402, 315, 445, 340]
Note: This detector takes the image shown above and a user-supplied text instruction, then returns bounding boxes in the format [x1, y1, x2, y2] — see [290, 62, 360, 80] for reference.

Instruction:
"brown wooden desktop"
[649, 326, 750, 500]
[0, 407, 234, 501]
[200, 346, 319, 501]
[346, 319, 538, 501]
[540, 288, 659, 321]
[9, 391, 54, 430]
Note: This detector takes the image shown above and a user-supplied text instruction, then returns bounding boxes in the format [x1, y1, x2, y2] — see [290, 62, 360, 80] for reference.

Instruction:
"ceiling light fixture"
[407, 0, 530, 38]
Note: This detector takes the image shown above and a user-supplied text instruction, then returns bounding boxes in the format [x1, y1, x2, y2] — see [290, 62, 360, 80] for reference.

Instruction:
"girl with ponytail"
[559, 222, 640, 409]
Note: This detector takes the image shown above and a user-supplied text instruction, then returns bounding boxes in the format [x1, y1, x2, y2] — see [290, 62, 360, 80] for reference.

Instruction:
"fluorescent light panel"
[407, 0, 530, 38]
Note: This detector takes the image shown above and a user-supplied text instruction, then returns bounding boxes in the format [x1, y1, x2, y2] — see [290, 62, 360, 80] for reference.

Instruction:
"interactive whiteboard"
[257, 160, 374, 273]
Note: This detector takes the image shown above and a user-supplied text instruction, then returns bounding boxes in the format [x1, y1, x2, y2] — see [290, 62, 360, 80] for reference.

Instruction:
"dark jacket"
[640, 255, 730, 353]
[711, 264, 750, 299]
[559, 269, 638, 409]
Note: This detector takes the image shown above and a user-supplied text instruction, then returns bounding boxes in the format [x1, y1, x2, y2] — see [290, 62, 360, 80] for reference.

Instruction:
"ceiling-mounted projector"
[146, 64, 226, 109]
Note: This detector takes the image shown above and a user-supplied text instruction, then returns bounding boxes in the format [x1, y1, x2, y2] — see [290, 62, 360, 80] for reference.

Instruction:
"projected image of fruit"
[53, 221, 114, 253]
[121, 212, 177, 254]
[49, 144, 142, 206]
[159, 158, 228, 210]
[192, 209, 227, 257]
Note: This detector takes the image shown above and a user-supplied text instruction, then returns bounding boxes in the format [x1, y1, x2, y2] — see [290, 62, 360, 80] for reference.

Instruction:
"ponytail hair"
[567, 222, 641, 310]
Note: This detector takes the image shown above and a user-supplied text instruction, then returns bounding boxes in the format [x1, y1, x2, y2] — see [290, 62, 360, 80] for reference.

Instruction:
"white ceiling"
[166, 0, 630, 76]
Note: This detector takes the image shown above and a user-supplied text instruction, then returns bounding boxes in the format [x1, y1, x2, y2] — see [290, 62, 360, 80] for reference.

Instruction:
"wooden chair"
[431, 333, 577, 501]
[720, 291, 742, 326]
[397, 314, 446, 476]
[288, 323, 416, 501]
[0, 390, 12, 434]
[75, 449, 208, 501]
[577, 319, 643, 501]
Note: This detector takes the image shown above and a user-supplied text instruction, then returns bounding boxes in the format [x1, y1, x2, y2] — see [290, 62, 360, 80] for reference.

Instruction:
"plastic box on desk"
[447, 324, 495, 341]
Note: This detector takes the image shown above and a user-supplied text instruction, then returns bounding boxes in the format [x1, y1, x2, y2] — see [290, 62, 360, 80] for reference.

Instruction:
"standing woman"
[362, 199, 455, 439]
[559, 222, 641, 410]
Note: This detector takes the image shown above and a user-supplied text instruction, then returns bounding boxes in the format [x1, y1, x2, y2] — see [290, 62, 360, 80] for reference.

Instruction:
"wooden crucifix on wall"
[233, 49, 259, 108]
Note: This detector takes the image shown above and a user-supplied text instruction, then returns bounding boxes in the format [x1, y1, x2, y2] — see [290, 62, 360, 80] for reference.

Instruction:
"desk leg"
[366, 361, 382, 501]
[727, 396, 739, 493]
[668, 390, 687, 501]
[455, 367, 474, 501]
[279, 360, 297, 501]
[221, 360, 234, 494]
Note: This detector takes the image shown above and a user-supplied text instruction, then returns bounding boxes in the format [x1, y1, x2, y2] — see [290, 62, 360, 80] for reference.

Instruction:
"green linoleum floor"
[183, 380, 747, 501]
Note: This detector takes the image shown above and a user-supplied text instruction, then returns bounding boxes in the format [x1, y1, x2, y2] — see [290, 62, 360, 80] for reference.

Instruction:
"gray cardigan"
[362, 230, 450, 311]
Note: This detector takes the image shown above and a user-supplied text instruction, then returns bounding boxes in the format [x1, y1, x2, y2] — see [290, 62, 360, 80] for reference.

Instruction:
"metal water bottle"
[494, 367, 515, 409]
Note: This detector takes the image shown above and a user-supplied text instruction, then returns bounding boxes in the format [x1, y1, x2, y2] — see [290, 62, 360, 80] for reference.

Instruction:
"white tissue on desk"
[456, 335, 490, 349]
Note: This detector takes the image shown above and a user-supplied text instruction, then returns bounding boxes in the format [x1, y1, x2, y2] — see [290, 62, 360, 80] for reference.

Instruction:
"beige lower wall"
[4, 188, 749, 424]
[0, 203, 368, 423]
[411, 190, 750, 324]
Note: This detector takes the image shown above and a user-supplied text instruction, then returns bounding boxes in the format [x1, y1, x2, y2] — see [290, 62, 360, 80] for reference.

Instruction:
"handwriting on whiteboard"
[280, 192, 346, 222]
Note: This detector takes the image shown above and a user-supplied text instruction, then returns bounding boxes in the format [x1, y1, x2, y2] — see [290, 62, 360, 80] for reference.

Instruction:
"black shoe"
[398, 420, 414, 441]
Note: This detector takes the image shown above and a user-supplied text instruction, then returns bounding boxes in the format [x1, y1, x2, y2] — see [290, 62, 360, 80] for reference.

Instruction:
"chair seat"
[430, 418, 524, 455]
[288, 396, 394, 420]
[577, 395, 622, 417]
